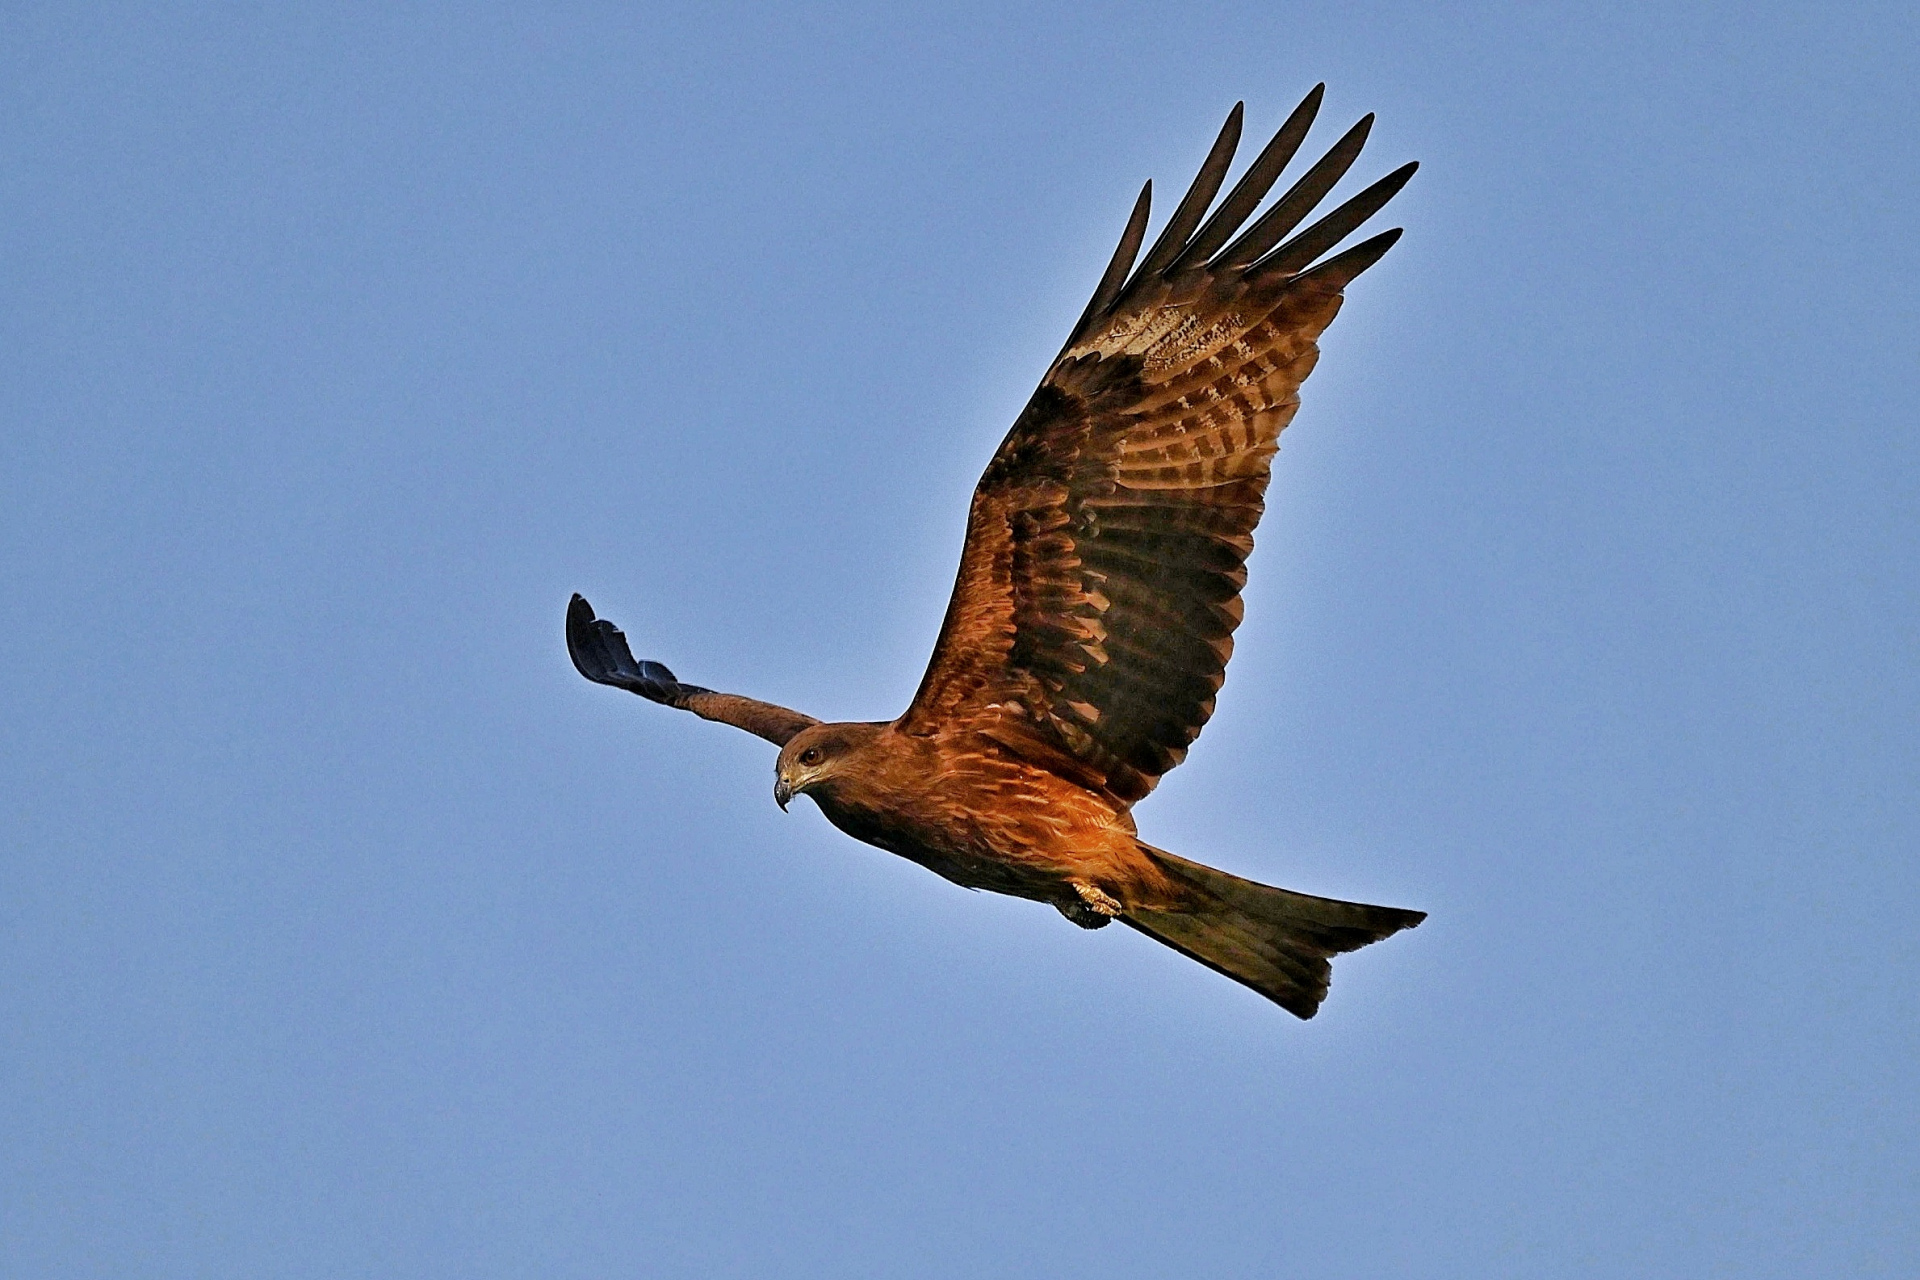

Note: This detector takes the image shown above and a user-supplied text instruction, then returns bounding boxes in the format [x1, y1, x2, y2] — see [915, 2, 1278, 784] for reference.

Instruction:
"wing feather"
[1172, 85, 1324, 272]
[1213, 113, 1375, 270]
[1131, 103, 1244, 283]
[901, 92, 1413, 804]
[1067, 182, 1154, 347]
[567, 594, 819, 747]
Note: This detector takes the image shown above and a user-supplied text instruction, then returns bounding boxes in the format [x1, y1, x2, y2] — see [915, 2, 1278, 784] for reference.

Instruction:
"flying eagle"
[568, 87, 1424, 1018]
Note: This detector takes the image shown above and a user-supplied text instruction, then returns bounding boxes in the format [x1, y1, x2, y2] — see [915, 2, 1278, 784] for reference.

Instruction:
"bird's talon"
[1074, 881, 1124, 914]
[1056, 881, 1123, 929]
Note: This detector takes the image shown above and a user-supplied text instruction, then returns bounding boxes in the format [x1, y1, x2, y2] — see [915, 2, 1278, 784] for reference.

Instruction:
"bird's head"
[773, 721, 882, 811]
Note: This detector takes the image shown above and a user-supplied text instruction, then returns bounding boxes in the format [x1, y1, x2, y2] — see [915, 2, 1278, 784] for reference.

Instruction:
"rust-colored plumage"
[569, 90, 1424, 1018]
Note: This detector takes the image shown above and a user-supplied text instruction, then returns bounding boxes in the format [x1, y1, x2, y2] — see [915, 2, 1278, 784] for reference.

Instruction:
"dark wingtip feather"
[1290, 225, 1405, 292]
[566, 593, 600, 673]
[567, 593, 677, 693]
[1253, 159, 1418, 279]
[1131, 102, 1245, 284]
[1067, 178, 1154, 345]
[1066, 95, 1411, 348]
[1174, 83, 1327, 272]
[1213, 112, 1375, 271]
[567, 593, 623, 684]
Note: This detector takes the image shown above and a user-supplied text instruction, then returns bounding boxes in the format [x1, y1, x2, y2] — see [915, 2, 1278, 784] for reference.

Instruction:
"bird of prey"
[568, 87, 1424, 1018]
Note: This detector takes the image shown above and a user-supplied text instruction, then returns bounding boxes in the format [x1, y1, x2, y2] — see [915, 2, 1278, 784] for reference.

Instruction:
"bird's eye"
[800, 747, 822, 766]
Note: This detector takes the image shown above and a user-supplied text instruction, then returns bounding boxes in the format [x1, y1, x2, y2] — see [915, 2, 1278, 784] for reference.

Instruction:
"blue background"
[4, 3, 1915, 1275]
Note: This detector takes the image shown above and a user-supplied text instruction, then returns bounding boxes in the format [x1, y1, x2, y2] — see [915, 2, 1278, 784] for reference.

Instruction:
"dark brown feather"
[1122, 845, 1425, 1018]
[1067, 181, 1154, 348]
[1130, 103, 1243, 284]
[1213, 113, 1374, 270]
[1172, 84, 1324, 273]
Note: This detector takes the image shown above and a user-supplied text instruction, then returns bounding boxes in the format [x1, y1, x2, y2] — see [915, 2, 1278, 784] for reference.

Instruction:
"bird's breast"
[806, 732, 1139, 900]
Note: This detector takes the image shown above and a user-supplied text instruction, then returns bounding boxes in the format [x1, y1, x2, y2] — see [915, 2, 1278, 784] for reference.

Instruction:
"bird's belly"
[814, 800, 1050, 897]
[812, 771, 1139, 903]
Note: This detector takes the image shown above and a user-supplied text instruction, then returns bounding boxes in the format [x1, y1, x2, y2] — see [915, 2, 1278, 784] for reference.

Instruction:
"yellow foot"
[1055, 881, 1123, 930]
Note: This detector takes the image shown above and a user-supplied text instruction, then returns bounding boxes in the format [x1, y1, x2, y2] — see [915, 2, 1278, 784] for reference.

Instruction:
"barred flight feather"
[901, 88, 1413, 806]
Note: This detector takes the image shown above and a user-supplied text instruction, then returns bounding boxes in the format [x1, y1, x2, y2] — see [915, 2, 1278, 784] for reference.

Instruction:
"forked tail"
[1122, 844, 1424, 1019]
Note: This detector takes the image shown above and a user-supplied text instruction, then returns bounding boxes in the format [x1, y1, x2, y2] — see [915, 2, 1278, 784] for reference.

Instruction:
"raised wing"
[567, 594, 819, 747]
[900, 89, 1414, 804]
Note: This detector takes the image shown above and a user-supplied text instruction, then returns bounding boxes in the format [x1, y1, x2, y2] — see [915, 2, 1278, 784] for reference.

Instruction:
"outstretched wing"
[567, 594, 819, 746]
[900, 88, 1414, 805]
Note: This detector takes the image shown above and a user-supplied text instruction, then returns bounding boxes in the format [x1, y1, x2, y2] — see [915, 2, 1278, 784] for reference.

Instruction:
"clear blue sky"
[4, 3, 1915, 1276]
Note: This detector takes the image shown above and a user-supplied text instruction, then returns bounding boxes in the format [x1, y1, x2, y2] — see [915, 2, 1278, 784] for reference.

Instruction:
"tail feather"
[1122, 844, 1424, 1019]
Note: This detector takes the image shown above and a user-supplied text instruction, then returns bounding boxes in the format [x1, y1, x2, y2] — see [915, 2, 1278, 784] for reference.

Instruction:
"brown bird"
[568, 88, 1424, 1018]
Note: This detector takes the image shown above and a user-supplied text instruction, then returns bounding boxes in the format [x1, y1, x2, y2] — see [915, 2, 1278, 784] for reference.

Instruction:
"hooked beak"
[773, 776, 793, 811]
